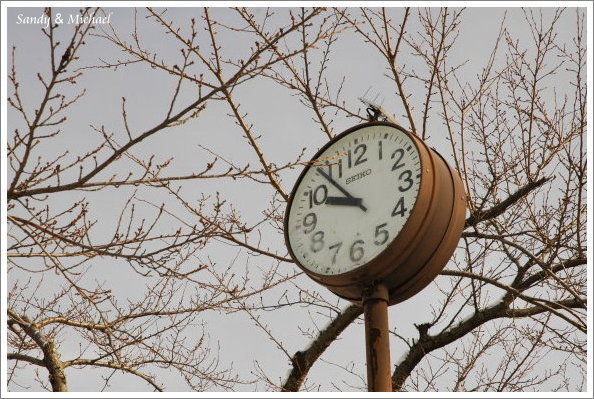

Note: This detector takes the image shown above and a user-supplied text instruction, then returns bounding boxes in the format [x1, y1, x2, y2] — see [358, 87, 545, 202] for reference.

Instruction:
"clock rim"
[283, 121, 432, 286]
[386, 152, 467, 304]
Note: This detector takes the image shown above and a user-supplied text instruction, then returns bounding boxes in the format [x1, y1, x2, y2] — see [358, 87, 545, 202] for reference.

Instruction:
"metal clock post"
[362, 283, 392, 391]
[284, 116, 467, 392]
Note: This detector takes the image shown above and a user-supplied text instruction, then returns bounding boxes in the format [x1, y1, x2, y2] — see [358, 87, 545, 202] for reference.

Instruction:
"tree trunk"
[44, 341, 68, 392]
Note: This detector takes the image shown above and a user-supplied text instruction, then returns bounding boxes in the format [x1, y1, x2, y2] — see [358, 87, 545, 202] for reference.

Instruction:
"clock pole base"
[362, 283, 392, 392]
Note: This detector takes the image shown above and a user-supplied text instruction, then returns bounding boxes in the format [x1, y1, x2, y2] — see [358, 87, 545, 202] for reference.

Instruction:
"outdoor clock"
[284, 122, 466, 304]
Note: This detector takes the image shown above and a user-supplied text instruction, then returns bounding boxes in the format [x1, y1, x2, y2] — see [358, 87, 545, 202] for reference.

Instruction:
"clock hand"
[325, 196, 363, 207]
[316, 168, 368, 212]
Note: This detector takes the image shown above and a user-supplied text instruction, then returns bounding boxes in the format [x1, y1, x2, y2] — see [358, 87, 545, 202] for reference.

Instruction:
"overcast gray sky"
[3, 3, 591, 395]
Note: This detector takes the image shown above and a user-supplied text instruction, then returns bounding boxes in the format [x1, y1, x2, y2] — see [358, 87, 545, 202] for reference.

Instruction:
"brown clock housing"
[284, 122, 467, 305]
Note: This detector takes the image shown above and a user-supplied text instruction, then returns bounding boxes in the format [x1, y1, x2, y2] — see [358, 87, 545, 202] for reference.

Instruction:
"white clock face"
[287, 124, 422, 276]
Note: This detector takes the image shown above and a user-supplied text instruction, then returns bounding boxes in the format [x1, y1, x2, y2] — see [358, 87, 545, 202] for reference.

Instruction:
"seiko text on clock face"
[287, 124, 422, 276]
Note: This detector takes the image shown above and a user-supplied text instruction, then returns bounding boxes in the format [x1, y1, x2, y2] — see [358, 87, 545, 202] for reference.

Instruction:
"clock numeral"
[354, 143, 367, 166]
[307, 184, 328, 208]
[328, 242, 342, 264]
[392, 148, 405, 170]
[349, 240, 365, 262]
[347, 148, 352, 168]
[303, 213, 317, 234]
[310, 231, 325, 253]
[326, 158, 343, 179]
[374, 223, 389, 245]
[392, 197, 407, 217]
[398, 170, 413, 192]
[378, 140, 383, 160]
[325, 161, 332, 178]
[347, 144, 367, 168]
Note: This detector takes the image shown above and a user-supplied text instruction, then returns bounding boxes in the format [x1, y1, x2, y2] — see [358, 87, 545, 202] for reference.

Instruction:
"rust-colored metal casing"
[284, 122, 467, 305]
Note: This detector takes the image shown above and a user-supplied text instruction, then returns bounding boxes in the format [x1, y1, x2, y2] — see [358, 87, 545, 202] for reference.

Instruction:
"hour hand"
[325, 196, 363, 207]
[316, 167, 367, 212]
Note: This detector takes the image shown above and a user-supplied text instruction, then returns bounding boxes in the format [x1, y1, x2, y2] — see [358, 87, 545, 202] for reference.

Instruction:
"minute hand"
[316, 167, 367, 212]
